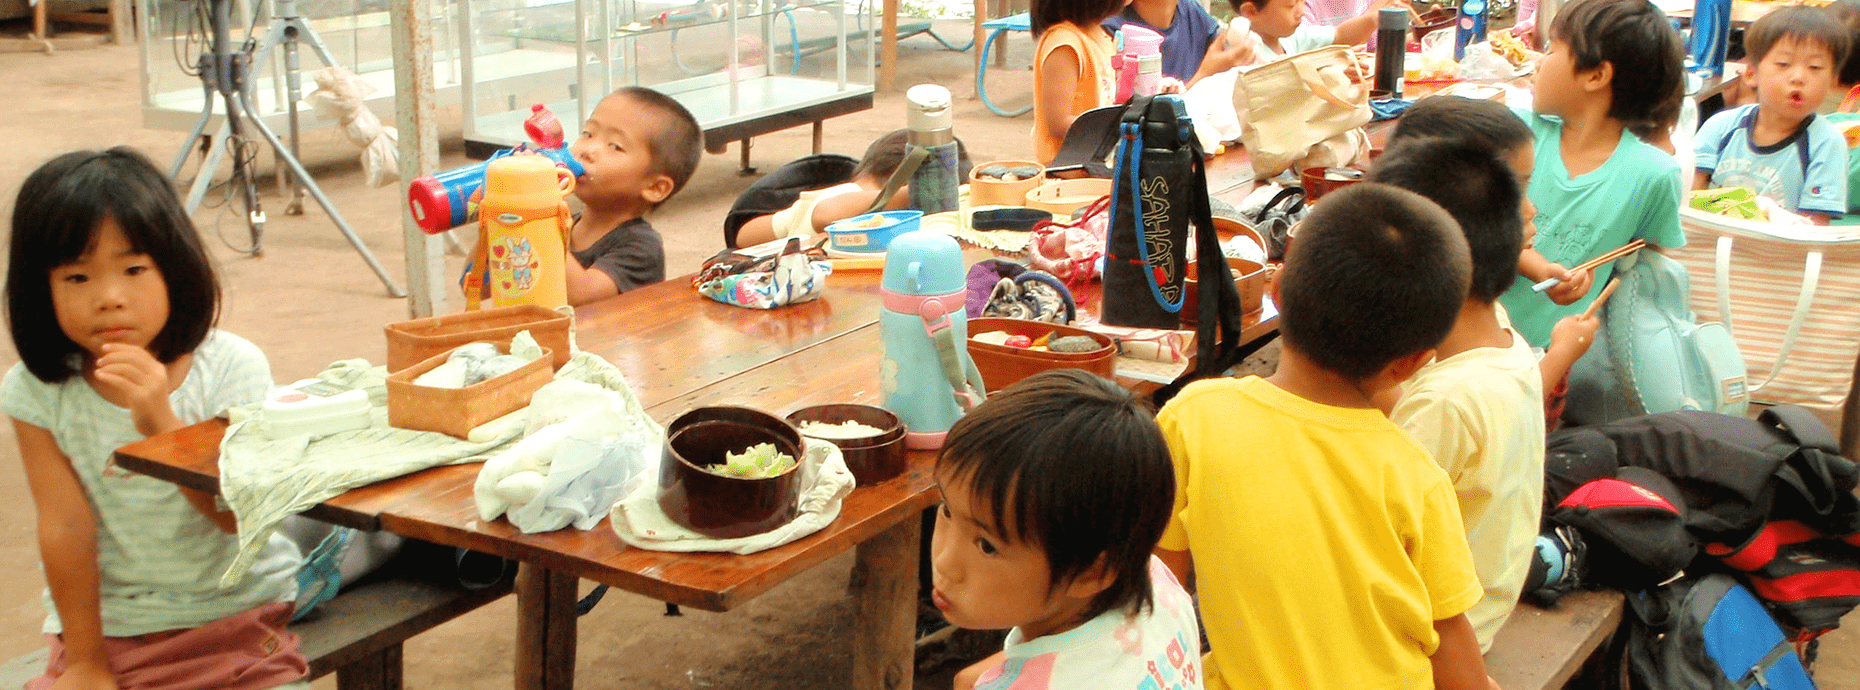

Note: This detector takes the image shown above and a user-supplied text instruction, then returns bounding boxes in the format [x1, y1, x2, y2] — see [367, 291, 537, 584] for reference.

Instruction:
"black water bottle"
[1374, 8, 1408, 98]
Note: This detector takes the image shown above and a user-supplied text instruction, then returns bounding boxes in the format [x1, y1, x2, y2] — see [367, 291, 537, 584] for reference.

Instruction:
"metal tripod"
[167, 0, 406, 297]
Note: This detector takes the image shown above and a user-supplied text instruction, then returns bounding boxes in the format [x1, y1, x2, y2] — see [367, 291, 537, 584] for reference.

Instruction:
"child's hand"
[1366, 0, 1411, 14]
[1203, 29, 1256, 74]
[1542, 263, 1593, 305]
[1550, 313, 1600, 355]
[91, 343, 179, 436]
[1159, 77, 1186, 94]
[49, 662, 118, 690]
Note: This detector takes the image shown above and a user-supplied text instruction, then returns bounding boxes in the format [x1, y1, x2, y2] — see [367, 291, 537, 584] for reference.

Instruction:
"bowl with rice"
[658, 406, 805, 538]
[785, 404, 907, 486]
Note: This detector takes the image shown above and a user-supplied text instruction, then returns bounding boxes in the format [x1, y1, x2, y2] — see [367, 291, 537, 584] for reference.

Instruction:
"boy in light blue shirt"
[1694, 6, 1852, 222]
[1497, 0, 1689, 348]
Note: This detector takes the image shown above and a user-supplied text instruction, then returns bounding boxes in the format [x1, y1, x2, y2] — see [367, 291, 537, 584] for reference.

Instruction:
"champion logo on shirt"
[1812, 185, 1824, 195]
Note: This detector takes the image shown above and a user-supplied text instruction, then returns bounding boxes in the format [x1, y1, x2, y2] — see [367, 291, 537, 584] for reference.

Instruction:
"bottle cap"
[1378, 6, 1409, 30]
[906, 84, 953, 132]
[1120, 24, 1164, 56]
[522, 104, 565, 149]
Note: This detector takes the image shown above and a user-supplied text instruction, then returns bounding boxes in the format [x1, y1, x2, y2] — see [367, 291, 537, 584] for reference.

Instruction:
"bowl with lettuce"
[658, 406, 805, 538]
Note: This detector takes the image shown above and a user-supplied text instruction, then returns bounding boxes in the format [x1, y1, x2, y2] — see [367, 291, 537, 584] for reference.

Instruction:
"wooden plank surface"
[571, 273, 886, 408]
[1485, 590, 1626, 690]
[299, 576, 514, 679]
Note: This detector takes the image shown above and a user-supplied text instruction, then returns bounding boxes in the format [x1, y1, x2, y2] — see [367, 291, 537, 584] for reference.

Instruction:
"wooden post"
[390, 0, 447, 318]
[879, 0, 899, 90]
[333, 645, 404, 690]
[108, 0, 131, 44]
[850, 517, 920, 690]
[514, 566, 578, 690]
[974, 0, 989, 75]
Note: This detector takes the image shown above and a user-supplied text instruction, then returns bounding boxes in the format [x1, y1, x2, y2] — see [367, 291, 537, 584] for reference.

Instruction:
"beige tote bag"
[1239, 45, 1373, 177]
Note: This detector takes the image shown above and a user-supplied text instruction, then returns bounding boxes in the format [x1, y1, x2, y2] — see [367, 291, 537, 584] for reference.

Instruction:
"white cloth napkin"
[609, 439, 855, 554]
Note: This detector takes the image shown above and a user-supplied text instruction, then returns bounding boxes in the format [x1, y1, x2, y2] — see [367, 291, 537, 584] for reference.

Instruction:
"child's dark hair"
[1549, 0, 1686, 131]
[1387, 96, 1534, 154]
[1229, 0, 1270, 13]
[1276, 184, 1470, 381]
[851, 129, 976, 184]
[6, 147, 219, 384]
[1033, 0, 1124, 36]
[1746, 6, 1853, 80]
[1369, 139, 1524, 305]
[1829, 0, 1860, 85]
[609, 86, 703, 205]
[938, 369, 1175, 620]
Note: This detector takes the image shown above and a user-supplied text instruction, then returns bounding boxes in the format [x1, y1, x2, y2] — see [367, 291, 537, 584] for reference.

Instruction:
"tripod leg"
[283, 30, 306, 216]
[234, 90, 407, 297]
[182, 123, 234, 215]
[222, 88, 266, 256]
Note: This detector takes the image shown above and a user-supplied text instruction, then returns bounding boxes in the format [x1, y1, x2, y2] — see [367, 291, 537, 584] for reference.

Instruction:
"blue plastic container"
[825, 210, 924, 253]
[1454, 0, 1488, 61]
[1689, 0, 1732, 78]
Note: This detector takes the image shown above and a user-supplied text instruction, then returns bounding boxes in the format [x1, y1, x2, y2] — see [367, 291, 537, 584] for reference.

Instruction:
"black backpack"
[1544, 406, 1860, 543]
[721, 154, 859, 249]
[1625, 574, 1819, 690]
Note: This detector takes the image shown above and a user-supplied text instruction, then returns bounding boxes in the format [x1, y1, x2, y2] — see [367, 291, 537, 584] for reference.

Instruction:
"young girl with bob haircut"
[5, 147, 307, 690]
[1032, 0, 1127, 163]
[932, 369, 1202, 690]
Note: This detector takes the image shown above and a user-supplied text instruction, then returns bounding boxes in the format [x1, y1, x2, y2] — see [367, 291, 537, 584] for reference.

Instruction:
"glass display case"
[457, 0, 876, 156]
[138, 0, 466, 132]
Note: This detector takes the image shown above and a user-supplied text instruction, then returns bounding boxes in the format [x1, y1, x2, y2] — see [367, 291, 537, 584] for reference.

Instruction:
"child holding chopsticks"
[1385, 95, 1603, 429]
[1495, 0, 1689, 349]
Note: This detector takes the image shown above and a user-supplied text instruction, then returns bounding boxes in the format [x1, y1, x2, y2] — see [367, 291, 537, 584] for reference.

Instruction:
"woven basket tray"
[384, 304, 571, 373]
[386, 344, 554, 439]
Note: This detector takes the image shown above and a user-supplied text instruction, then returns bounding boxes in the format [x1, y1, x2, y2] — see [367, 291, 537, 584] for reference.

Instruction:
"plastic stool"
[977, 13, 1032, 117]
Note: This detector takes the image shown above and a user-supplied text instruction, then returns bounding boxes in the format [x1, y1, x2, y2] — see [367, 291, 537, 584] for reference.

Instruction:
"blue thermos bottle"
[1454, 0, 1488, 61]
[1689, 0, 1732, 77]
[880, 230, 986, 449]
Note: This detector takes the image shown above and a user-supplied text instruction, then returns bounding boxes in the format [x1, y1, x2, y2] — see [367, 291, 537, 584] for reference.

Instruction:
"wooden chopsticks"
[1580, 277, 1621, 320]
[1531, 239, 1647, 293]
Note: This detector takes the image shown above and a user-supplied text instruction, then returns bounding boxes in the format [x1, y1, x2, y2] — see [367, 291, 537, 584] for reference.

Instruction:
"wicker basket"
[967, 318, 1117, 391]
[384, 304, 571, 373]
[1023, 178, 1112, 216]
[386, 344, 554, 439]
[969, 160, 1046, 207]
[1182, 257, 1269, 327]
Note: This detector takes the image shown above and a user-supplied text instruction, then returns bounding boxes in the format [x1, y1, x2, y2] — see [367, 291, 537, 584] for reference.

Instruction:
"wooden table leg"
[515, 565, 578, 690]
[974, 0, 988, 76]
[880, 0, 899, 90]
[851, 516, 921, 690]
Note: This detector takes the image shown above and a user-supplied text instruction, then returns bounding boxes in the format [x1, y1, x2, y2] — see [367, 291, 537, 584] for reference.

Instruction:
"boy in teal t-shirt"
[1497, 0, 1689, 347]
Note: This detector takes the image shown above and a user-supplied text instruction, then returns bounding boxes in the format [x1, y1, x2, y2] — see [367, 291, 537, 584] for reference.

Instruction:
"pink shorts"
[28, 602, 307, 690]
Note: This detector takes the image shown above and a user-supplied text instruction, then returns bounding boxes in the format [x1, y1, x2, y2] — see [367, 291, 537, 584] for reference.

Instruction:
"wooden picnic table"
[115, 269, 1279, 690]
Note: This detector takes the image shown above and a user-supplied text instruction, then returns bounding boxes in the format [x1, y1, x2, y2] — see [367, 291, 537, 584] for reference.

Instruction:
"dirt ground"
[1, 16, 1858, 690]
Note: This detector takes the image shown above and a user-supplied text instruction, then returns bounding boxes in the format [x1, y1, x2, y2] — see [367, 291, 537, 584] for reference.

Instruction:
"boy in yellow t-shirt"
[1156, 184, 1492, 690]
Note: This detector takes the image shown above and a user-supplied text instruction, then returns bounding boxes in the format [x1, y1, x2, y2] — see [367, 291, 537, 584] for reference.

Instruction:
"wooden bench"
[0, 575, 511, 690]
[1486, 590, 1628, 690]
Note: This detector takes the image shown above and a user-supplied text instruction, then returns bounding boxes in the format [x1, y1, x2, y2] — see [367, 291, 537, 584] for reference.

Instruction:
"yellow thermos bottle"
[469, 154, 576, 310]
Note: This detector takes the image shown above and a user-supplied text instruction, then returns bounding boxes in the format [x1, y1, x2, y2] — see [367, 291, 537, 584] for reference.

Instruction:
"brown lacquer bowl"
[658, 407, 805, 539]
[786, 404, 907, 487]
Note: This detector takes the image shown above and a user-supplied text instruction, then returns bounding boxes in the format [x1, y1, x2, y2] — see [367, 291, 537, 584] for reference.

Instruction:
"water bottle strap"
[862, 146, 929, 216]
[930, 322, 987, 411]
